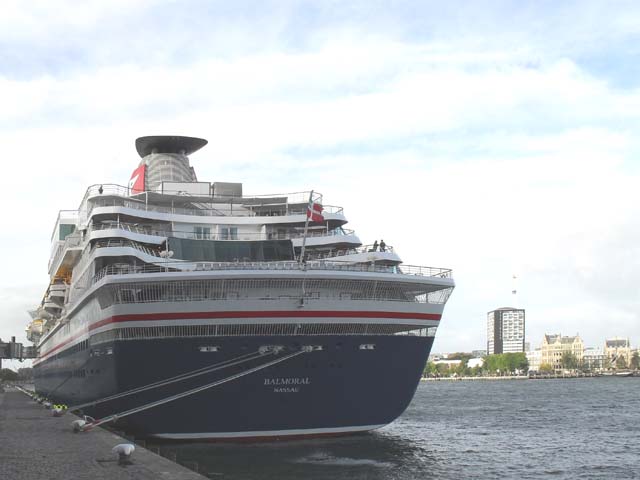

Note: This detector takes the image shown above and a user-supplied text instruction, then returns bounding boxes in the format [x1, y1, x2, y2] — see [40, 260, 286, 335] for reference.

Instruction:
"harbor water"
[152, 377, 640, 479]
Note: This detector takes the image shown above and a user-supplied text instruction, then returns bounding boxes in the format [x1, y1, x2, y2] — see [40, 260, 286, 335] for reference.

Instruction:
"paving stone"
[0, 388, 206, 480]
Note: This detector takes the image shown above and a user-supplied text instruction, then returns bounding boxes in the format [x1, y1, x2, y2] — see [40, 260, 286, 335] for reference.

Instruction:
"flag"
[129, 164, 146, 194]
[306, 200, 324, 222]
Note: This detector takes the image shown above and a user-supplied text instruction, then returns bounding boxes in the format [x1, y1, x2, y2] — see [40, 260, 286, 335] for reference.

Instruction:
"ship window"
[194, 226, 211, 240]
[167, 238, 294, 262]
[220, 226, 238, 240]
[59, 224, 76, 240]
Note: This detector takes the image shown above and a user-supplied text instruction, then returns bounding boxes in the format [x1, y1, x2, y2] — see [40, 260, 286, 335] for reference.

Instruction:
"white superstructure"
[29, 136, 453, 354]
[28, 135, 455, 440]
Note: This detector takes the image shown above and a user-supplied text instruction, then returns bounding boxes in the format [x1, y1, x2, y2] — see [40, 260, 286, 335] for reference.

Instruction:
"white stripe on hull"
[150, 423, 387, 439]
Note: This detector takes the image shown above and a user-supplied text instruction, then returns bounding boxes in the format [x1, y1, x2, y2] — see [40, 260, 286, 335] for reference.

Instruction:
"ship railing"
[85, 196, 345, 220]
[287, 228, 355, 240]
[48, 243, 65, 273]
[92, 238, 162, 257]
[78, 184, 344, 221]
[88, 261, 453, 289]
[303, 244, 395, 260]
[82, 184, 324, 206]
[72, 237, 163, 285]
[270, 205, 344, 215]
[87, 221, 356, 242]
[87, 196, 232, 217]
[48, 232, 83, 274]
[87, 222, 162, 237]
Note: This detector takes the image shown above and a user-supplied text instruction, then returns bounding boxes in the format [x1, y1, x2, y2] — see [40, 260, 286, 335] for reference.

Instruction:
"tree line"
[424, 350, 640, 378]
[424, 352, 529, 377]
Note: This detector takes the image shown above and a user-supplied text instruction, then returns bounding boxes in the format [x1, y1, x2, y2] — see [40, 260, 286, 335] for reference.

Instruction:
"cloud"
[2, 2, 640, 357]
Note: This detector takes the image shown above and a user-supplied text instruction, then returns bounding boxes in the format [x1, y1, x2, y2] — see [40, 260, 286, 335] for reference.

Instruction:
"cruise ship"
[27, 136, 455, 440]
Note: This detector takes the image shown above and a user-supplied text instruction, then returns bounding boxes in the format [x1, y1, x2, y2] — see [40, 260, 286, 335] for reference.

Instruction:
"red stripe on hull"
[92, 309, 442, 331]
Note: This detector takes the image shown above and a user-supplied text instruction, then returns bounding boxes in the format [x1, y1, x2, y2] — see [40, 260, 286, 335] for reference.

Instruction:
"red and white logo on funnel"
[129, 164, 146, 194]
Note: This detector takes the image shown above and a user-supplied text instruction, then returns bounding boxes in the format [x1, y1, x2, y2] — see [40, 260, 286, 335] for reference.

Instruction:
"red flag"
[307, 201, 324, 222]
[129, 164, 146, 194]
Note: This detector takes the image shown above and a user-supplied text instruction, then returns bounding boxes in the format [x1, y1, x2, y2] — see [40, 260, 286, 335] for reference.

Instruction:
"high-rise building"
[487, 307, 525, 355]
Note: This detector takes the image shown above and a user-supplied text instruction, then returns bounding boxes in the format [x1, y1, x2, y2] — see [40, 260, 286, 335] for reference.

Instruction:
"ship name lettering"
[263, 377, 310, 386]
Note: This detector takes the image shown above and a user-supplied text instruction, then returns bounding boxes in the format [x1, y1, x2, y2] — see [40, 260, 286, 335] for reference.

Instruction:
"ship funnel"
[131, 136, 208, 193]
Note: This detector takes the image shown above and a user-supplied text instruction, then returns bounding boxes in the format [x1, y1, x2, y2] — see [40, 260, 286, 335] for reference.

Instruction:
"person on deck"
[379, 239, 386, 252]
[372, 240, 379, 252]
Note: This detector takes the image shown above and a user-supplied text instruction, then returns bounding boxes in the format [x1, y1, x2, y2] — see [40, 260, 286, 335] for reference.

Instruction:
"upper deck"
[78, 184, 346, 226]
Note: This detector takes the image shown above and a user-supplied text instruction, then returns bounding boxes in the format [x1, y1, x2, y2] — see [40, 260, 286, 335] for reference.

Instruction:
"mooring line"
[47, 355, 94, 399]
[83, 349, 307, 431]
[69, 349, 267, 412]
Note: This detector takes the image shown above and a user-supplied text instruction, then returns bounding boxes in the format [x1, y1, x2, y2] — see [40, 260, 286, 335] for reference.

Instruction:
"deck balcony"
[85, 221, 359, 244]
[78, 184, 346, 224]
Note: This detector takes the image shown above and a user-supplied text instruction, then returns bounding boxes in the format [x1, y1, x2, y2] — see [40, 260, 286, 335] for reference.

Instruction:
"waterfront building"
[604, 337, 632, 367]
[540, 334, 584, 372]
[486, 307, 525, 354]
[432, 359, 462, 368]
[526, 348, 542, 372]
[582, 347, 607, 371]
[467, 357, 484, 369]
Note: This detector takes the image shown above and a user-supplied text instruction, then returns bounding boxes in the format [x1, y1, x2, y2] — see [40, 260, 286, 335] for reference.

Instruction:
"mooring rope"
[82, 349, 308, 431]
[47, 355, 94, 399]
[69, 349, 268, 412]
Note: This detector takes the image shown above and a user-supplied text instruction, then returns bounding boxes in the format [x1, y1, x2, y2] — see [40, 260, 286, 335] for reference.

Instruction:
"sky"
[2, 1, 640, 368]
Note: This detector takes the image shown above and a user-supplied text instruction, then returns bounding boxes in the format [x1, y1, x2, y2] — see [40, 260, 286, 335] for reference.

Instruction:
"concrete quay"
[0, 387, 206, 480]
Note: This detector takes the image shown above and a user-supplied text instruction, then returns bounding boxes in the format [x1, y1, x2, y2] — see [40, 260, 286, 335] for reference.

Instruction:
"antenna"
[511, 274, 518, 308]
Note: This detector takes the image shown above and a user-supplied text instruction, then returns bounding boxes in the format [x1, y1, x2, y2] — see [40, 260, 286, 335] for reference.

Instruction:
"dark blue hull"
[35, 335, 433, 439]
